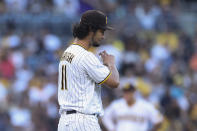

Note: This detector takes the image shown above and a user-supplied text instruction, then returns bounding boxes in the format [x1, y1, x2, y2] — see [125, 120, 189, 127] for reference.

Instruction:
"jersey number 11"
[61, 65, 67, 90]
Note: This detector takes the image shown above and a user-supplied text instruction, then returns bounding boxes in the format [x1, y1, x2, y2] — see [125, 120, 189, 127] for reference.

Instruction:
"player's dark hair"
[72, 23, 98, 39]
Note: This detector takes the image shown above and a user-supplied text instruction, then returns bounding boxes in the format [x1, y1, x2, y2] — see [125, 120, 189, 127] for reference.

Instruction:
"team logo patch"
[124, 83, 130, 90]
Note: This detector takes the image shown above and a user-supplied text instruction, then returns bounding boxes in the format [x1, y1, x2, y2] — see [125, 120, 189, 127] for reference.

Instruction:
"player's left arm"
[99, 51, 119, 88]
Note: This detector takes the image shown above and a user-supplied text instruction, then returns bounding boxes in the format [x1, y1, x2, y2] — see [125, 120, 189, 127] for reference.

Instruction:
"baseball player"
[57, 10, 120, 131]
[102, 83, 163, 131]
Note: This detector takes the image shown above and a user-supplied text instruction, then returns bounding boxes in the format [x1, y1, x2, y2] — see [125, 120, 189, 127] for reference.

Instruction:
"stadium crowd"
[0, 0, 197, 131]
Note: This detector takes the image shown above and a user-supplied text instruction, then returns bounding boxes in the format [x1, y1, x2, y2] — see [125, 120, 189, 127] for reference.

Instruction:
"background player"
[102, 83, 163, 131]
[57, 10, 119, 131]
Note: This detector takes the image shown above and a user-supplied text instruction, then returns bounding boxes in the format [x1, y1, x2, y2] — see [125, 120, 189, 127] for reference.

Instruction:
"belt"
[65, 110, 98, 117]
[66, 110, 77, 114]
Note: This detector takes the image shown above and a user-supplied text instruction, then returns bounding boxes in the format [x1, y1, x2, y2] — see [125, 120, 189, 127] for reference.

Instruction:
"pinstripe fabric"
[58, 113, 101, 131]
[58, 44, 109, 130]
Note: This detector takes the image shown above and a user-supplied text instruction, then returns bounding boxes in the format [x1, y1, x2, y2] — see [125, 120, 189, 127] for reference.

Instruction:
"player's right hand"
[99, 50, 115, 67]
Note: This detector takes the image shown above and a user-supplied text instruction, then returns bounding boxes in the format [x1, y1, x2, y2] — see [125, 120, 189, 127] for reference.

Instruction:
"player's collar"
[72, 43, 87, 50]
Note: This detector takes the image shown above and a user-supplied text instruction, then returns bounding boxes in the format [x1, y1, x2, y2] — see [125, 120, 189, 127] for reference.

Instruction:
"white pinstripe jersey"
[103, 98, 163, 131]
[58, 44, 111, 116]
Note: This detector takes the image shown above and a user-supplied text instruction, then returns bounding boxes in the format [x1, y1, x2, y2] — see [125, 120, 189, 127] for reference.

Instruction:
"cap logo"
[106, 16, 107, 24]
[124, 83, 130, 90]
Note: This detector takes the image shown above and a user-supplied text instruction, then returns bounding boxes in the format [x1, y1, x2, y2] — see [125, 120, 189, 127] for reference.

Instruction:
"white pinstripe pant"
[58, 113, 101, 131]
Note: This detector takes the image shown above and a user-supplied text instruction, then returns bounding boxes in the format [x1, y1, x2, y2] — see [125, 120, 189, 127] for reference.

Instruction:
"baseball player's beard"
[91, 35, 100, 47]
[92, 42, 100, 47]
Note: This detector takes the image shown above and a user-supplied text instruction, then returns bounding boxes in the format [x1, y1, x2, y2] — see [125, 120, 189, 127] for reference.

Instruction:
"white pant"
[58, 112, 101, 131]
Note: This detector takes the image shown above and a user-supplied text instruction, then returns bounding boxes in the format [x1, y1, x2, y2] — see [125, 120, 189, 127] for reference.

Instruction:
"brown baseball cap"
[80, 10, 113, 30]
[122, 83, 136, 92]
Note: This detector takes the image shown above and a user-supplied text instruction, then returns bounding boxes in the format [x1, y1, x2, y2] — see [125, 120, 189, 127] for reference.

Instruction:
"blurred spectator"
[135, 1, 161, 30]
[0, 112, 13, 131]
[0, 82, 8, 111]
[12, 66, 33, 93]
[189, 32, 197, 71]
[0, 50, 15, 79]
[0, 2, 6, 13]
[53, 0, 80, 18]
[4, 0, 28, 12]
[43, 30, 61, 52]
[1, 31, 21, 49]
[9, 103, 32, 131]
[122, 35, 141, 64]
